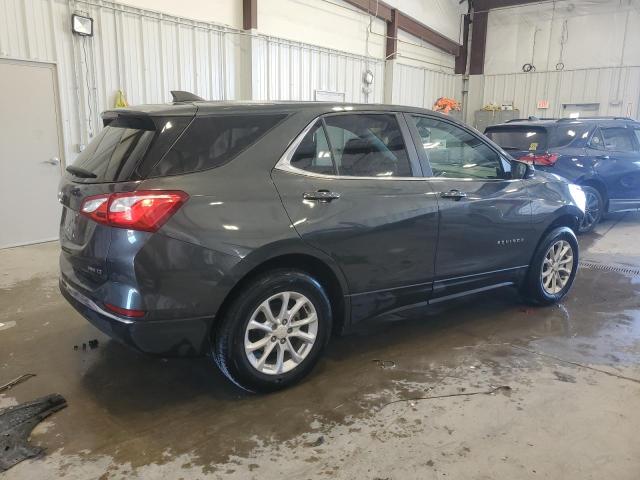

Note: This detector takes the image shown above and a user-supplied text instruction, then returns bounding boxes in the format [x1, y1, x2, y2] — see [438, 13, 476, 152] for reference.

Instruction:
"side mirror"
[512, 160, 535, 179]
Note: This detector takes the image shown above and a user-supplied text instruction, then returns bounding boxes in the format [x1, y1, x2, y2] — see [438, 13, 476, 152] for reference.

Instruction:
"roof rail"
[171, 90, 204, 102]
[505, 117, 556, 123]
[557, 116, 636, 122]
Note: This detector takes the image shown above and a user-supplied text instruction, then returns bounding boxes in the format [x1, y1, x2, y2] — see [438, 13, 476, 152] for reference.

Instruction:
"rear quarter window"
[150, 114, 288, 177]
[549, 125, 590, 148]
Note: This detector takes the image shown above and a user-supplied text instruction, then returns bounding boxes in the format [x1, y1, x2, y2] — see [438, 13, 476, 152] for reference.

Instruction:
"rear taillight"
[518, 152, 559, 166]
[104, 303, 146, 318]
[80, 190, 189, 232]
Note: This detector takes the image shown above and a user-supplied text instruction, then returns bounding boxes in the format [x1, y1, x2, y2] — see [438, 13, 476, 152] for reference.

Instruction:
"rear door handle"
[440, 190, 467, 200]
[303, 190, 341, 202]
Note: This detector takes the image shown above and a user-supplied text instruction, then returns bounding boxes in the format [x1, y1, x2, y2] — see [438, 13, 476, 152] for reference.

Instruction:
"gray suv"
[59, 95, 586, 391]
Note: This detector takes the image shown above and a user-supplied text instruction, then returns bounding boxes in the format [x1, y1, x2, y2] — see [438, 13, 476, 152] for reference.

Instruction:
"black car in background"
[58, 97, 585, 392]
[485, 117, 640, 233]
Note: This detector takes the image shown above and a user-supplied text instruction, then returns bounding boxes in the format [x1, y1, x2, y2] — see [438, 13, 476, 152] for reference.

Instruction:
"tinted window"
[412, 115, 504, 179]
[485, 127, 548, 152]
[633, 128, 640, 148]
[550, 125, 590, 148]
[290, 123, 335, 175]
[70, 116, 189, 183]
[151, 114, 287, 177]
[322, 114, 412, 177]
[601, 127, 635, 152]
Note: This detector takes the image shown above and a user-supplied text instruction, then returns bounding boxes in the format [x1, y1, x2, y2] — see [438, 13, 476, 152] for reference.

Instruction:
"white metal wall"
[391, 62, 462, 109]
[0, 0, 245, 165]
[252, 36, 384, 103]
[476, 66, 640, 120]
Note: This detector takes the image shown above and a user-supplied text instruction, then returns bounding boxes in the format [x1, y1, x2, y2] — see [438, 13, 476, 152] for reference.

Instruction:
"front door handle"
[440, 189, 468, 200]
[595, 155, 610, 160]
[303, 190, 341, 202]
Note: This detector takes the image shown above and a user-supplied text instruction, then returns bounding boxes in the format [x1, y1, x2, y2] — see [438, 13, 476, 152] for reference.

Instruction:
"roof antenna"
[171, 90, 204, 102]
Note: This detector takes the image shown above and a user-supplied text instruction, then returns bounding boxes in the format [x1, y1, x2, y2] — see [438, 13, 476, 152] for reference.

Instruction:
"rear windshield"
[486, 124, 590, 152]
[485, 127, 549, 152]
[149, 114, 288, 177]
[69, 116, 190, 183]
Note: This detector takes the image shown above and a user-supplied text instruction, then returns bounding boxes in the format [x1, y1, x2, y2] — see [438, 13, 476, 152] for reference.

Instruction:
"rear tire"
[521, 227, 579, 305]
[577, 186, 603, 234]
[212, 269, 332, 393]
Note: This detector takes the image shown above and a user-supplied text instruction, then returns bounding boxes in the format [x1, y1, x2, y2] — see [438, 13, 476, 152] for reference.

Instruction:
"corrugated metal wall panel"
[0, 0, 244, 164]
[480, 67, 640, 120]
[253, 36, 384, 103]
[392, 63, 462, 109]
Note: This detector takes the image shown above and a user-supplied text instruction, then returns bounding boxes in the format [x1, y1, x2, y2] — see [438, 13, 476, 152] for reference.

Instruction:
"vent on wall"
[562, 103, 600, 119]
[315, 90, 345, 102]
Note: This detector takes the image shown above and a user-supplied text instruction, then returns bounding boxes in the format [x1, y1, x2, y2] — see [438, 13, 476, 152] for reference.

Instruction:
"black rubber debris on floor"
[0, 394, 67, 472]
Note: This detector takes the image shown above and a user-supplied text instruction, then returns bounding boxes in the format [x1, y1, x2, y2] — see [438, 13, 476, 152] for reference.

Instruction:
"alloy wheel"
[580, 190, 601, 231]
[244, 291, 318, 375]
[541, 240, 574, 295]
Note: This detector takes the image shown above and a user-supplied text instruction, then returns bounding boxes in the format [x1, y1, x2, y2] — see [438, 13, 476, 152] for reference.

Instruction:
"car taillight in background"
[518, 152, 559, 166]
[80, 190, 189, 232]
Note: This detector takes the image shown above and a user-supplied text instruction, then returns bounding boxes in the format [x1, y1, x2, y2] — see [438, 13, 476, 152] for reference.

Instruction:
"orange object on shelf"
[433, 97, 461, 114]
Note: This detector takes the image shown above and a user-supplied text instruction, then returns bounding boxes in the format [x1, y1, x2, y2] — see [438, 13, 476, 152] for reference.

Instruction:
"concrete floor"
[1, 214, 640, 479]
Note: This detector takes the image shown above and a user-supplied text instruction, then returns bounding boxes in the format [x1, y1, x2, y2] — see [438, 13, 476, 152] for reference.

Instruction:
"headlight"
[569, 184, 586, 212]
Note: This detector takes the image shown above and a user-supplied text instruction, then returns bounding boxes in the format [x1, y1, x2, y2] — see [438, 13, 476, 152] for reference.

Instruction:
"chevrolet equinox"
[59, 93, 586, 392]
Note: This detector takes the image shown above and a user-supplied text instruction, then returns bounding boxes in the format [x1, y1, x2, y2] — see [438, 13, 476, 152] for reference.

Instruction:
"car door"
[272, 112, 439, 323]
[405, 114, 534, 301]
[589, 124, 640, 212]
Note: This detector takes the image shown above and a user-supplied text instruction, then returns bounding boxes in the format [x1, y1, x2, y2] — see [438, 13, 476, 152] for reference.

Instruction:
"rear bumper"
[60, 276, 212, 356]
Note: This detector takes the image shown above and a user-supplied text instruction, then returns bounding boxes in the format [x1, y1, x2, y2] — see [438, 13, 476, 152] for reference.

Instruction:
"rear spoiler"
[101, 111, 156, 129]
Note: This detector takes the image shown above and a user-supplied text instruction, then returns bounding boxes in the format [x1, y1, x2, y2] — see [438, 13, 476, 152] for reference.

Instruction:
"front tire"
[212, 269, 332, 393]
[578, 186, 603, 234]
[521, 227, 579, 305]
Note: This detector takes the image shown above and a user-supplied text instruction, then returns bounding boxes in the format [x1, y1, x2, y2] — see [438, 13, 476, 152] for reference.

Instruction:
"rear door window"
[290, 114, 413, 177]
[484, 127, 548, 152]
[322, 114, 412, 177]
[290, 123, 336, 175]
[151, 114, 287, 177]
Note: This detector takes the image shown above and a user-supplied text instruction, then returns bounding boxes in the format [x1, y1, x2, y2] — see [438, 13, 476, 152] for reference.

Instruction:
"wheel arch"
[529, 211, 579, 266]
[578, 177, 608, 211]
[213, 249, 350, 340]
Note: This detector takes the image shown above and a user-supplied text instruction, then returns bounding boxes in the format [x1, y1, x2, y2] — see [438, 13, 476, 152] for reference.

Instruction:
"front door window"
[410, 115, 506, 180]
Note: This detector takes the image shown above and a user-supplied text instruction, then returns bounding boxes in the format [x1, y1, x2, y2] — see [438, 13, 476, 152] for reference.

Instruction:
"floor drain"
[579, 261, 640, 276]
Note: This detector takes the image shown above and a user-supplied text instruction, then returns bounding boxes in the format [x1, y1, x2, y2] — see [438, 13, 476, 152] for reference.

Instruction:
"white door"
[0, 60, 64, 248]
